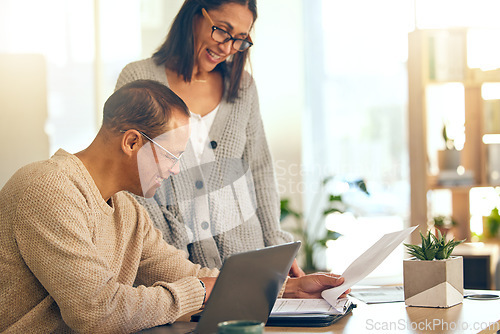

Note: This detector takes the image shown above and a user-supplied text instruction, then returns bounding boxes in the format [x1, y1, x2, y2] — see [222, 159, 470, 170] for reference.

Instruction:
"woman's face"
[193, 3, 254, 73]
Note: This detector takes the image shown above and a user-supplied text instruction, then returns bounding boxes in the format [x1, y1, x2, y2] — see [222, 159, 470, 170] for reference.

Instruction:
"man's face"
[137, 113, 190, 198]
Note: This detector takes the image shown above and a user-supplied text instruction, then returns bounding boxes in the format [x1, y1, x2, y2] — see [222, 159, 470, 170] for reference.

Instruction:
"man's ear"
[121, 130, 143, 157]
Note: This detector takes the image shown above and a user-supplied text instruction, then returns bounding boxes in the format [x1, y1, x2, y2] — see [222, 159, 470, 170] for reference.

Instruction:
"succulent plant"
[404, 230, 464, 261]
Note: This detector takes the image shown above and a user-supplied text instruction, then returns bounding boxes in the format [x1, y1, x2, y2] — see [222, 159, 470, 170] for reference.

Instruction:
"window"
[0, 0, 145, 156]
[302, 0, 413, 281]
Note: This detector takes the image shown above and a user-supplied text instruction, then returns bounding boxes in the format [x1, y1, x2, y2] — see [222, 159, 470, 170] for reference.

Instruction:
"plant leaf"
[323, 208, 342, 215]
[316, 231, 342, 247]
[354, 180, 370, 195]
[329, 194, 342, 203]
[325, 230, 342, 240]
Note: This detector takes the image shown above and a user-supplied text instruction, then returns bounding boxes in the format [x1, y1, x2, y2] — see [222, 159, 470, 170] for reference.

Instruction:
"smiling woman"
[114, 0, 303, 275]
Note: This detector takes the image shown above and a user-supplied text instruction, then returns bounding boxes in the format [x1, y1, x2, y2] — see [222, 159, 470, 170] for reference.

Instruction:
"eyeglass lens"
[211, 28, 251, 52]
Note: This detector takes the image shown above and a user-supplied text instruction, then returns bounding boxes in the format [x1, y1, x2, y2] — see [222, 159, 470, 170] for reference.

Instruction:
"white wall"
[140, 0, 183, 58]
[0, 54, 49, 188]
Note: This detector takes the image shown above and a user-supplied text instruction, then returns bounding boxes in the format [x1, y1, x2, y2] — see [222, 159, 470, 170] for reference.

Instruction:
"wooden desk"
[266, 293, 500, 334]
[141, 292, 500, 334]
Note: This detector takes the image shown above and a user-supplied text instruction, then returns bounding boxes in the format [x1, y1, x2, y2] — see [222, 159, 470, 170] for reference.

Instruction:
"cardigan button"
[201, 221, 209, 230]
[195, 180, 204, 189]
[209, 140, 217, 149]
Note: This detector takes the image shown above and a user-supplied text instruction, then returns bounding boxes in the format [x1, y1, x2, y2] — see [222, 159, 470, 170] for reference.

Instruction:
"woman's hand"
[283, 273, 350, 299]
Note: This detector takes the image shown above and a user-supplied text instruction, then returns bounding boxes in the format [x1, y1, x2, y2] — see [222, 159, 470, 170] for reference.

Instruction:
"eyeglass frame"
[119, 130, 183, 177]
[201, 8, 253, 52]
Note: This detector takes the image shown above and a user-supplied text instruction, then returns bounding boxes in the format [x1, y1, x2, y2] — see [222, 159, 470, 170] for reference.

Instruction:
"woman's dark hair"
[103, 79, 190, 139]
[153, 0, 257, 103]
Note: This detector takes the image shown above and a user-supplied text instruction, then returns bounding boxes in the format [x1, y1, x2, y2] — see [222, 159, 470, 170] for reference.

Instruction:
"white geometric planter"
[403, 256, 463, 308]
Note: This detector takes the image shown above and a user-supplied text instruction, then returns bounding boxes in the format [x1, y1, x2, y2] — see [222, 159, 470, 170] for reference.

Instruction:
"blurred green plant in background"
[280, 176, 369, 271]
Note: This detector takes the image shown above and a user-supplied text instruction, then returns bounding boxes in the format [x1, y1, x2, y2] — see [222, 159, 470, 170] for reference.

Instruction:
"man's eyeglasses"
[202, 8, 253, 52]
[120, 130, 183, 170]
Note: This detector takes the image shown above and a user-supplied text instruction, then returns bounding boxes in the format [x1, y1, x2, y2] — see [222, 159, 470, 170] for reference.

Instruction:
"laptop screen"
[195, 241, 301, 334]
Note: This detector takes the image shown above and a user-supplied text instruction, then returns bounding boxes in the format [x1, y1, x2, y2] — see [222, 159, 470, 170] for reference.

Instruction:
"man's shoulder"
[1, 150, 83, 199]
[2, 158, 59, 191]
[0, 152, 81, 221]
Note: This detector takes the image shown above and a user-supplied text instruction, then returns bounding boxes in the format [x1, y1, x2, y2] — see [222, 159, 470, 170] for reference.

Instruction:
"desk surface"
[265, 294, 500, 333]
[141, 291, 500, 334]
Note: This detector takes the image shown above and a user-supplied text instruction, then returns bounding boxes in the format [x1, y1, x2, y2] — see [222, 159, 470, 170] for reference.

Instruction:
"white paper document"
[270, 298, 351, 315]
[321, 226, 417, 306]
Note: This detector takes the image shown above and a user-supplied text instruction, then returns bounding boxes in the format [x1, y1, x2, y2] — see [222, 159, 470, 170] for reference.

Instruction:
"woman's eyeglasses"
[202, 8, 253, 52]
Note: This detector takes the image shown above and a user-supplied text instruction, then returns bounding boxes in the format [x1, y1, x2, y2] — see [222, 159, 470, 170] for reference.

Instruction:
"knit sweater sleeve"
[243, 77, 293, 246]
[12, 173, 213, 333]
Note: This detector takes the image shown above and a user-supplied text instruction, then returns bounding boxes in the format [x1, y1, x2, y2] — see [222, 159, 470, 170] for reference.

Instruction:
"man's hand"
[199, 277, 217, 304]
[289, 259, 306, 277]
[283, 273, 350, 299]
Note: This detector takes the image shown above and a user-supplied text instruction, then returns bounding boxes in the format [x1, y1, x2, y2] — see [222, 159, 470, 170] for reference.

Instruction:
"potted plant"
[482, 207, 500, 240]
[280, 176, 369, 272]
[403, 230, 464, 308]
[431, 215, 457, 237]
[437, 123, 461, 171]
[280, 198, 342, 272]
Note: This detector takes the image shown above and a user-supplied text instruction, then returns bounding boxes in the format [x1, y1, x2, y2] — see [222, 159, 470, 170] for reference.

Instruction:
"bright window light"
[326, 216, 405, 285]
[425, 83, 466, 173]
[482, 83, 500, 100]
[468, 29, 500, 71]
[483, 135, 500, 145]
[470, 187, 500, 235]
[416, 0, 500, 29]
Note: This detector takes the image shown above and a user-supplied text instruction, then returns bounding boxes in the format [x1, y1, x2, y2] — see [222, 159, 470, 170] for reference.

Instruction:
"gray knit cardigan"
[115, 58, 292, 269]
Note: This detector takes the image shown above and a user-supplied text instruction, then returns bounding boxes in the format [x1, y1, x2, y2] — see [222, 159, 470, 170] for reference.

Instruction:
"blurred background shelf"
[408, 27, 500, 243]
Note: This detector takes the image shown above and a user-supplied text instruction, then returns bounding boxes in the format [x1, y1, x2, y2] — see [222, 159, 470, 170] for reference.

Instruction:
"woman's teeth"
[207, 49, 222, 60]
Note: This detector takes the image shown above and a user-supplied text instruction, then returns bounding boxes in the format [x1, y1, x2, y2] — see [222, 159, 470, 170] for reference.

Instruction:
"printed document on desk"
[271, 298, 351, 315]
[321, 226, 417, 306]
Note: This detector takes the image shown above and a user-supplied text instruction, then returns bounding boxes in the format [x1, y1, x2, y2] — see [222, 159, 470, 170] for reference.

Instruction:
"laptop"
[138, 241, 300, 334]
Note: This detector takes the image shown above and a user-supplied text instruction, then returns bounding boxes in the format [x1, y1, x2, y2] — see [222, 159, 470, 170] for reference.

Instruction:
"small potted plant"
[280, 195, 343, 272]
[431, 215, 457, 237]
[280, 176, 369, 272]
[437, 123, 461, 171]
[482, 207, 500, 240]
[403, 230, 464, 308]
